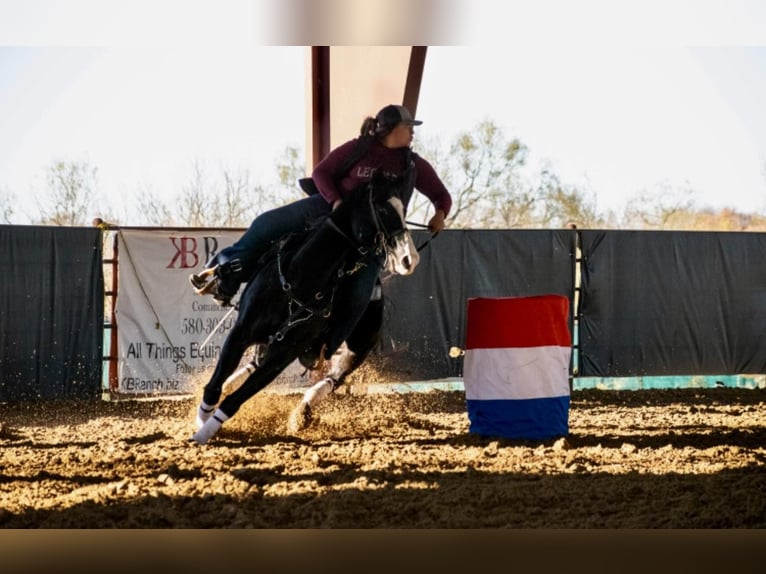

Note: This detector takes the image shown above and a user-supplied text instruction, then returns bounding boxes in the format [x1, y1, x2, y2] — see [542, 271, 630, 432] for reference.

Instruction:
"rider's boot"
[212, 259, 244, 307]
[189, 265, 218, 294]
[190, 262, 239, 307]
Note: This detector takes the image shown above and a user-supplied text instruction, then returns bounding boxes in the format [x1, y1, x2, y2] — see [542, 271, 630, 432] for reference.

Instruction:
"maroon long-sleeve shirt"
[311, 137, 452, 217]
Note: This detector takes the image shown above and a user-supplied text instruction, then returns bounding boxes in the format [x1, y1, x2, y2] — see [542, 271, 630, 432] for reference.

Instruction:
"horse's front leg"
[218, 343, 267, 396]
[195, 325, 253, 429]
[191, 344, 299, 445]
[288, 298, 383, 433]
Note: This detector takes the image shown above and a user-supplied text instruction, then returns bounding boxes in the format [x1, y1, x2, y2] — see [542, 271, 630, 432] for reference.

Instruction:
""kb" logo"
[167, 236, 220, 269]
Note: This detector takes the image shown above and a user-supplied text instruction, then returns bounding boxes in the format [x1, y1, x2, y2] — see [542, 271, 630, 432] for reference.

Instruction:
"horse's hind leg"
[288, 298, 383, 433]
[343, 295, 384, 366]
[330, 295, 384, 385]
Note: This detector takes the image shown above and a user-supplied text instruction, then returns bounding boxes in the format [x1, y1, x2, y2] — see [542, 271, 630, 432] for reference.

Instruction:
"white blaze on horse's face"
[385, 196, 420, 275]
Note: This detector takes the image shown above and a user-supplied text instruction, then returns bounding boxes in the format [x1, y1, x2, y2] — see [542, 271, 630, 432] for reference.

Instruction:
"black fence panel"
[7, 224, 766, 399]
[578, 230, 766, 377]
[0, 225, 104, 401]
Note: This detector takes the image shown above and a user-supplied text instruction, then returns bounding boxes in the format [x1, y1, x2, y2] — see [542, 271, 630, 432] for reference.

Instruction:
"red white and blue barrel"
[463, 295, 571, 440]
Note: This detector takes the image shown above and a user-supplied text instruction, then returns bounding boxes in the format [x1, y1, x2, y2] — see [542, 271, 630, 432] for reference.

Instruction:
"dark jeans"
[207, 193, 382, 353]
[207, 194, 331, 296]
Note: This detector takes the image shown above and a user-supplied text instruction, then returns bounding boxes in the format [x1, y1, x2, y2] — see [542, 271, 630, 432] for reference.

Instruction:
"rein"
[405, 220, 439, 252]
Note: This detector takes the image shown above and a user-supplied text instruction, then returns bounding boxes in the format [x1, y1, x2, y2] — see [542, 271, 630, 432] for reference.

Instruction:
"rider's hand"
[332, 199, 343, 211]
[427, 210, 446, 233]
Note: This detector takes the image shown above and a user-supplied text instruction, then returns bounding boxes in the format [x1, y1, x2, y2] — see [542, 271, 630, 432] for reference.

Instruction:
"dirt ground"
[1, 379, 765, 528]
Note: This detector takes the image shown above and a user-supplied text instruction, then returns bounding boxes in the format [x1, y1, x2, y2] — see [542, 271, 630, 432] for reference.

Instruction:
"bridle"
[326, 181, 409, 260]
[364, 184, 408, 257]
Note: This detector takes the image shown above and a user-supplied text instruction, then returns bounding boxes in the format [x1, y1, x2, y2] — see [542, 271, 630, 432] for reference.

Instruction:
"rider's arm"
[413, 154, 453, 222]
[428, 209, 446, 233]
[311, 139, 359, 205]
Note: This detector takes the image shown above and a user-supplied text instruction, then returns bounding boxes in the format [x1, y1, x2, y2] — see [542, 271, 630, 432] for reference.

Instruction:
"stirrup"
[189, 274, 219, 296]
[189, 273, 206, 289]
[189, 265, 219, 293]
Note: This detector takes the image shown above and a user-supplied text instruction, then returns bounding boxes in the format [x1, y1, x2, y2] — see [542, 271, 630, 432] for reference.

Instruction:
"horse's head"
[348, 171, 420, 276]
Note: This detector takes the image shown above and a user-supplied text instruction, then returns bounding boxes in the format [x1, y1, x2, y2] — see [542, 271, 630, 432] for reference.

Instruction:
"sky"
[2, 0, 766, 224]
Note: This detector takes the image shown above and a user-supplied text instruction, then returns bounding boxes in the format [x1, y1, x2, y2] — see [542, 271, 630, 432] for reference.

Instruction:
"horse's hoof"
[190, 431, 212, 445]
[191, 417, 223, 445]
[287, 401, 312, 433]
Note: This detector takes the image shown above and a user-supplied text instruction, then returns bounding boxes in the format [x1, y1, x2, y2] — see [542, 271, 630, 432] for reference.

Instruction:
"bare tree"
[132, 145, 307, 227]
[621, 182, 698, 229]
[272, 144, 309, 205]
[134, 182, 175, 226]
[36, 160, 101, 225]
[536, 168, 604, 228]
[176, 160, 214, 227]
[453, 123, 530, 228]
[413, 121, 533, 229]
[215, 168, 258, 227]
[1, 186, 14, 223]
[413, 120, 614, 229]
[276, 145, 304, 186]
[133, 166, 254, 227]
[407, 137, 454, 225]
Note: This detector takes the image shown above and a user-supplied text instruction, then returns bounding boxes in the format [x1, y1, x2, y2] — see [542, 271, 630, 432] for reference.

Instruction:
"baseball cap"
[376, 104, 423, 132]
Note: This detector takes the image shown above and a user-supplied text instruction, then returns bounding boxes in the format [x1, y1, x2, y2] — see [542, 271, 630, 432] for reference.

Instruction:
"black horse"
[191, 172, 420, 444]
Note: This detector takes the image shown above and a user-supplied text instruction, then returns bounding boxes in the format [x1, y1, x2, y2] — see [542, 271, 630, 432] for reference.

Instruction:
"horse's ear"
[370, 170, 402, 194]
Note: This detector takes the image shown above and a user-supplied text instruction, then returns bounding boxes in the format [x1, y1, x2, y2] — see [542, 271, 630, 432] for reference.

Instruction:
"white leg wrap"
[195, 401, 217, 429]
[222, 362, 256, 395]
[327, 344, 357, 381]
[191, 409, 229, 445]
[303, 378, 334, 408]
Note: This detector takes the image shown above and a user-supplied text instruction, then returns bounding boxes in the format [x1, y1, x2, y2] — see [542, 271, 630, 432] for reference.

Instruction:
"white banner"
[114, 228, 244, 395]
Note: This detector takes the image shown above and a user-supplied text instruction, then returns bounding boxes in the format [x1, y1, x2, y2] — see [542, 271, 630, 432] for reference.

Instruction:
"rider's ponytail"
[359, 116, 377, 137]
[360, 116, 395, 139]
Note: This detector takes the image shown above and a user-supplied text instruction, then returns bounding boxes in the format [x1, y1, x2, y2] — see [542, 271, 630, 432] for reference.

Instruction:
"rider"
[190, 103, 452, 356]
